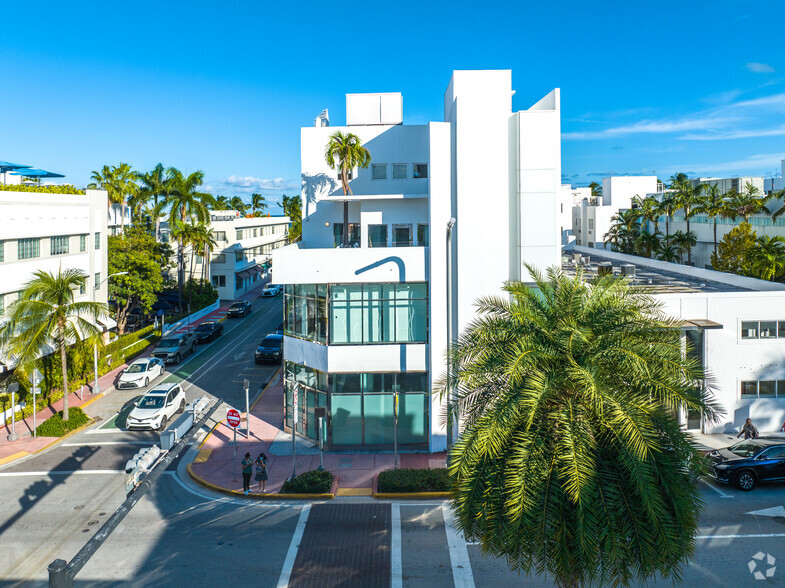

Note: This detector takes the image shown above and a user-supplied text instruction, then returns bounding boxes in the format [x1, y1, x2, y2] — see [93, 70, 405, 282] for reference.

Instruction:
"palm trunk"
[686, 216, 691, 263]
[713, 219, 718, 256]
[188, 247, 195, 312]
[341, 168, 350, 247]
[178, 241, 184, 311]
[59, 321, 69, 422]
[120, 201, 125, 232]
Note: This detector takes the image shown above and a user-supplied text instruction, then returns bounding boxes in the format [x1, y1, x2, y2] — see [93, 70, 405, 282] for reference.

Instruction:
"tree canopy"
[710, 222, 757, 276]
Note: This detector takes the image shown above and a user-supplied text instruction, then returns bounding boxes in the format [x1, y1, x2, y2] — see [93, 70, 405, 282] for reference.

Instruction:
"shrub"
[0, 184, 85, 195]
[280, 469, 334, 494]
[377, 468, 451, 493]
[34, 407, 90, 437]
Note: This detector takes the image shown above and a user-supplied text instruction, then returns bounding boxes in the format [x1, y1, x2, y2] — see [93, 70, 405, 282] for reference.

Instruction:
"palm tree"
[0, 269, 107, 422]
[657, 192, 678, 241]
[166, 168, 210, 309]
[135, 163, 169, 230]
[633, 195, 661, 233]
[695, 183, 726, 257]
[588, 181, 602, 203]
[668, 172, 688, 188]
[89, 165, 123, 229]
[671, 230, 697, 264]
[635, 228, 662, 258]
[324, 131, 371, 247]
[212, 195, 230, 210]
[251, 193, 267, 216]
[229, 196, 247, 215]
[281, 194, 302, 243]
[672, 180, 701, 263]
[726, 183, 771, 222]
[192, 222, 218, 282]
[749, 235, 785, 281]
[441, 265, 715, 587]
[656, 240, 680, 262]
[89, 163, 137, 232]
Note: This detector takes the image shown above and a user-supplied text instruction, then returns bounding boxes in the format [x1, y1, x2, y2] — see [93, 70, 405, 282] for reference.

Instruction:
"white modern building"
[558, 184, 589, 246]
[567, 246, 785, 434]
[0, 187, 112, 373]
[572, 176, 658, 249]
[764, 159, 785, 194]
[273, 70, 561, 452]
[164, 211, 290, 301]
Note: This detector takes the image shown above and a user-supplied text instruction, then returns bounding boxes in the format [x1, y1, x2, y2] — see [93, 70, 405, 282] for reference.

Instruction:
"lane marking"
[747, 506, 785, 517]
[701, 478, 732, 498]
[0, 470, 125, 477]
[61, 441, 153, 446]
[391, 503, 402, 588]
[697, 532, 785, 539]
[277, 504, 311, 588]
[442, 505, 475, 588]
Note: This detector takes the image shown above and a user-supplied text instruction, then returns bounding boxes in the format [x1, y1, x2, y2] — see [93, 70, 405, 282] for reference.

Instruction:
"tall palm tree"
[251, 193, 267, 216]
[324, 131, 371, 247]
[749, 235, 785, 281]
[229, 196, 247, 215]
[135, 163, 169, 230]
[671, 230, 697, 264]
[672, 180, 701, 263]
[726, 183, 771, 222]
[166, 168, 210, 309]
[191, 222, 218, 282]
[635, 228, 662, 259]
[633, 195, 661, 233]
[441, 266, 716, 587]
[212, 195, 230, 210]
[0, 269, 107, 422]
[668, 172, 688, 188]
[588, 181, 602, 203]
[657, 192, 678, 240]
[89, 165, 122, 229]
[281, 194, 302, 243]
[89, 163, 137, 232]
[695, 183, 726, 257]
[656, 240, 680, 263]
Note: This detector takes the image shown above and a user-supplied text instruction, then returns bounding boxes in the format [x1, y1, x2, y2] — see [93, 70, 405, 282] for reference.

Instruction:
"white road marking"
[391, 503, 402, 588]
[701, 478, 732, 498]
[697, 532, 785, 539]
[277, 504, 311, 588]
[442, 505, 475, 588]
[61, 441, 153, 446]
[0, 470, 124, 476]
[747, 506, 785, 517]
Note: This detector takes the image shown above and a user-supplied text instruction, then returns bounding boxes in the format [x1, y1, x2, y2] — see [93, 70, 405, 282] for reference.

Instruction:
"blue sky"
[2, 0, 783, 208]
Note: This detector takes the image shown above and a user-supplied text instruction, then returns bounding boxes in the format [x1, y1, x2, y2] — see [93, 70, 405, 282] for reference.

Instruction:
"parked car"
[255, 333, 283, 363]
[227, 300, 252, 318]
[152, 331, 197, 364]
[707, 438, 785, 490]
[260, 284, 281, 297]
[126, 383, 187, 431]
[117, 358, 165, 389]
[195, 321, 224, 343]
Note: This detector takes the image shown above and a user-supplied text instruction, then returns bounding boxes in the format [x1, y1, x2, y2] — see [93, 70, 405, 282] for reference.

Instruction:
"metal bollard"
[48, 558, 72, 588]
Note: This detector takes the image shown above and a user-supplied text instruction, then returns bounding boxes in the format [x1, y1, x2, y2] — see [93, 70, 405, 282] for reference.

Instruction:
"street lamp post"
[93, 271, 129, 395]
[446, 217, 456, 451]
[243, 378, 250, 439]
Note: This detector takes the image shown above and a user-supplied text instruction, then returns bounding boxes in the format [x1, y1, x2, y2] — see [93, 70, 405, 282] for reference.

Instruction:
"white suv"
[126, 383, 187, 431]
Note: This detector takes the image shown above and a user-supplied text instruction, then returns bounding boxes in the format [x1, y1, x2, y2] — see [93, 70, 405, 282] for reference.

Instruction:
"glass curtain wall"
[284, 284, 327, 343]
[284, 361, 328, 439]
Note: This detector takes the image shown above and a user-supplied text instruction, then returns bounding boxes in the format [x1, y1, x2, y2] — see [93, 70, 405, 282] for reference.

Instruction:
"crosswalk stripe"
[277, 504, 311, 588]
[443, 504, 475, 588]
[391, 503, 402, 588]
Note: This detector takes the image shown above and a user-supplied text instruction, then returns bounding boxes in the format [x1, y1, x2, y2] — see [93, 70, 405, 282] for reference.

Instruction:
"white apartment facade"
[572, 176, 658, 249]
[273, 70, 561, 452]
[569, 245, 785, 434]
[764, 159, 785, 194]
[164, 211, 290, 301]
[0, 188, 111, 372]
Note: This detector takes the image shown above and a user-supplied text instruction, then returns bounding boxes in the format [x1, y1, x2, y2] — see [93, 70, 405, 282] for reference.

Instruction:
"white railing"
[162, 299, 220, 336]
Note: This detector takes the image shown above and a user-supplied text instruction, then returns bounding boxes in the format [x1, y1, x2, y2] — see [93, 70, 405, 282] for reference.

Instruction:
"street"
[2, 294, 785, 586]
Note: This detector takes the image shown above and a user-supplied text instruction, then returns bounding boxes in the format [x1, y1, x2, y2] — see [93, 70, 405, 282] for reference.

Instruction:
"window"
[18, 238, 40, 260]
[740, 320, 785, 340]
[80, 234, 87, 252]
[760, 321, 777, 339]
[412, 164, 428, 179]
[213, 254, 226, 263]
[393, 224, 413, 247]
[95, 232, 100, 250]
[79, 283, 86, 295]
[94, 273, 101, 290]
[588, 219, 595, 230]
[330, 283, 428, 345]
[372, 164, 387, 180]
[741, 380, 785, 398]
[212, 275, 226, 288]
[368, 225, 388, 248]
[333, 223, 360, 247]
[417, 224, 429, 247]
[236, 229, 244, 241]
[236, 251, 245, 262]
[0, 241, 3, 262]
[214, 231, 226, 241]
[51, 235, 70, 255]
[741, 321, 758, 339]
[392, 164, 407, 180]
[284, 284, 328, 344]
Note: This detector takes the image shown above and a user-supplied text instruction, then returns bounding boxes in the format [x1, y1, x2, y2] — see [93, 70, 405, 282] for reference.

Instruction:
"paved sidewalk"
[189, 372, 447, 496]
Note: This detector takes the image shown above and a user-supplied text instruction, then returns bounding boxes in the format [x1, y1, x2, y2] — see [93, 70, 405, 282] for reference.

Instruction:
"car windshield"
[260, 337, 281, 349]
[139, 396, 165, 409]
[159, 338, 180, 347]
[126, 363, 146, 374]
[729, 441, 763, 458]
[196, 324, 213, 332]
[230, 303, 243, 309]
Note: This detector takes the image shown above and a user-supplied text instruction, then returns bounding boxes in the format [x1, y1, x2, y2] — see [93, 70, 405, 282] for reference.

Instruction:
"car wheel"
[158, 415, 167, 432]
[736, 470, 756, 491]
[175, 353, 181, 364]
[177, 399, 185, 414]
[144, 378, 149, 387]
[191, 343, 195, 353]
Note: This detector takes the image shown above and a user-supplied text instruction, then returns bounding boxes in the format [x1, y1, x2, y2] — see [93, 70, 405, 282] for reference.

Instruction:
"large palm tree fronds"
[439, 265, 719, 586]
[0, 269, 108, 421]
[325, 131, 371, 247]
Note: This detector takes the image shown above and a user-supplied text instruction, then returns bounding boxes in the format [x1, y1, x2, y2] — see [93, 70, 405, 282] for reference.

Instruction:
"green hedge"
[34, 407, 90, 437]
[105, 325, 157, 356]
[0, 184, 85, 195]
[280, 470, 334, 494]
[377, 468, 451, 493]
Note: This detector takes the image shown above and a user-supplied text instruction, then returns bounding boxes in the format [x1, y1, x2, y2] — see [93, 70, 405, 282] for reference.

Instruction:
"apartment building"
[273, 70, 561, 452]
[0, 188, 111, 372]
[764, 159, 785, 194]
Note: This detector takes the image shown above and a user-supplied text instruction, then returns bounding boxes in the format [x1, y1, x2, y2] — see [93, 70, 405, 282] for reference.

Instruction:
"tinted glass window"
[730, 442, 762, 458]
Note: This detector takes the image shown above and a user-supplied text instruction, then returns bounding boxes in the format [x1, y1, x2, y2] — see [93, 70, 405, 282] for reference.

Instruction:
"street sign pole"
[318, 416, 324, 471]
[32, 369, 43, 438]
[291, 384, 298, 480]
[243, 378, 250, 439]
[226, 407, 241, 481]
[394, 390, 399, 469]
[7, 383, 19, 442]
[233, 427, 237, 481]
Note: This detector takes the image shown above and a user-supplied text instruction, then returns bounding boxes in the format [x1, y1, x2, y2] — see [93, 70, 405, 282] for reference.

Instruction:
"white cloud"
[680, 124, 785, 141]
[223, 175, 298, 191]
[746, 62, 776, 74]
[562, 116, 735, 140]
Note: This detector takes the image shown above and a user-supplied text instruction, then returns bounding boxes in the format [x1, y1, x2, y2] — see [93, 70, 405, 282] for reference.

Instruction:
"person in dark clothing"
[241, 452, 253, 494]
[738, 418, 759, 440]
[255, 452, 269, 493]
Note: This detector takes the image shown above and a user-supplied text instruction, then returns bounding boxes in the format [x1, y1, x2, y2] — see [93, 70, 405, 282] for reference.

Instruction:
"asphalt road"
[4, 293, 785, 585]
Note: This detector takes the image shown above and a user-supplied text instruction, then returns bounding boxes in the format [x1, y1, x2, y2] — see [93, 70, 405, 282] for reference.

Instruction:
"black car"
[227, 300, 252, 318]
[255, 334, 283, 364]
[195, 321, 224, 343]
[707, 438, 785, 490]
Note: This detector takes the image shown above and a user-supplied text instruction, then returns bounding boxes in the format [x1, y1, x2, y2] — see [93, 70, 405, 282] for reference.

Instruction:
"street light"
[446, 218, 457, 451]
[93, 271, 129, 395]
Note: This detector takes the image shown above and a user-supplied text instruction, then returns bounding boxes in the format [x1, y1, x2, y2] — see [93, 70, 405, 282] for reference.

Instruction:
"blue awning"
[0, 161, 32, 174]
[11, 168, 65, 178]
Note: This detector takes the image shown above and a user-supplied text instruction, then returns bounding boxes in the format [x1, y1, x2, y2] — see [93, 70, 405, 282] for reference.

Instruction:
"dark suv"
[255, 334, 283, 363]
[195, 321, 223, 343]
[227, 300, 252, 318]
[707, 438, 785, 490]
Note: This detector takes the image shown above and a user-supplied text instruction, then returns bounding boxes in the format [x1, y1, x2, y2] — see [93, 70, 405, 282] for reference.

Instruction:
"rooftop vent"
[620, 264, 636, 276]
[597, 262, 613, 277]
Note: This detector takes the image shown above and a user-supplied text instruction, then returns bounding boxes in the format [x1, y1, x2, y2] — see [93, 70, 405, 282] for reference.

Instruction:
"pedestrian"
[255, 452, 269, 493]
[737, 418, 759, 440]
[780, 419, 785, 433]
[241, 452, 253, 495]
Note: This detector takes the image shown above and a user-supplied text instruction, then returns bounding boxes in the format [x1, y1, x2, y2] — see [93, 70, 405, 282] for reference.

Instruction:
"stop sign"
[226, 408, 241, 428]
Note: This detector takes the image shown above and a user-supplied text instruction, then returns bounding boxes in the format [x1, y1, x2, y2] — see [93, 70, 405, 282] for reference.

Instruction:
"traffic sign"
[226, 408, 241, 428]
[293, 385, 299, 424]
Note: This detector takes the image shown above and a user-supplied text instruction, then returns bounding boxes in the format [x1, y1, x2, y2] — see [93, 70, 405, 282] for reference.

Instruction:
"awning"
[678, 319, 723, 330]
[236, 270, 252, 279]
[10, 168, 64, 179]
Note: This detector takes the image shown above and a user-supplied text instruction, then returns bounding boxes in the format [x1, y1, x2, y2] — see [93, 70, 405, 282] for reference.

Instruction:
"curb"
[186, 463, 334, 500]
[250, 366, 281, 411]
[373, 492, 451, 500]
